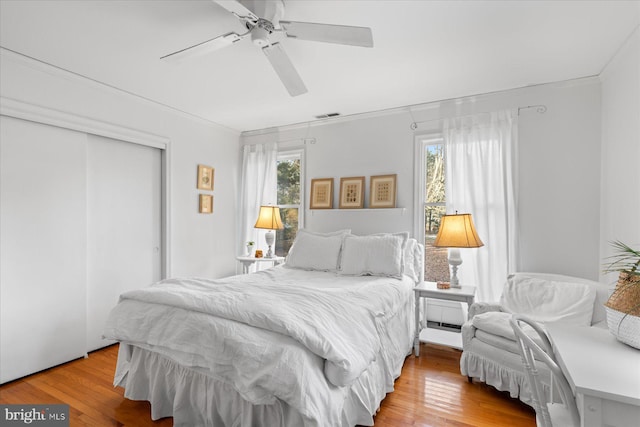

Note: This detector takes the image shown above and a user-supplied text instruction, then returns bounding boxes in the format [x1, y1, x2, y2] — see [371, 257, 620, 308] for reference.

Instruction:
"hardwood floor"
[372, 344, 535, 427]
[0, 343, 535, 426]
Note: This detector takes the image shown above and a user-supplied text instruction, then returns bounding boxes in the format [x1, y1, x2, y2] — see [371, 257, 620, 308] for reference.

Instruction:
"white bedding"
[104, 265, 415, 427]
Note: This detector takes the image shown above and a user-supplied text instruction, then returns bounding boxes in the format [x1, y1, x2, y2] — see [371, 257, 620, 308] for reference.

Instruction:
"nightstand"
[236, 256, 285, 274]
[413, 281, 476, 356]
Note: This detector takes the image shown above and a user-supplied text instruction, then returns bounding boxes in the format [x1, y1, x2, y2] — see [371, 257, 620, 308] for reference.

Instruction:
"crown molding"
[1, 96, 169, 149]
[241, 76, 600, 138]
[0, 47, 238, 135]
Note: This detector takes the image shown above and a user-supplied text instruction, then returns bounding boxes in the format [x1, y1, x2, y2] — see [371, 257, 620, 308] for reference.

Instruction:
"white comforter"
[103, 265, 414, 426]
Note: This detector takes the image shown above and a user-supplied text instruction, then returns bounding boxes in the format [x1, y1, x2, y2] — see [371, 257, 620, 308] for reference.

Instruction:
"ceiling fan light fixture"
[251, 25, 271, 47]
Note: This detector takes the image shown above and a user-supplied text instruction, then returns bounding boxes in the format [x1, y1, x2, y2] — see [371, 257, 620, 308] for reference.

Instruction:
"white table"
[236, 256, 285, 274]
[546, 324, 640, 427]
[413, 282, 476, 356]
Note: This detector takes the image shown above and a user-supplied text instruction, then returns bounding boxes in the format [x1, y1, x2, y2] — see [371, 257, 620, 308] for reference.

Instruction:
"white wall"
[0, 50, 240, 279]
[242, 78, 603, 280]
[600, 28, 640, 283]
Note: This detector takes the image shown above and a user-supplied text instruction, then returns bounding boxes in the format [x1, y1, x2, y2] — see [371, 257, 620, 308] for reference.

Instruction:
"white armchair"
[460, 272, 612, 404]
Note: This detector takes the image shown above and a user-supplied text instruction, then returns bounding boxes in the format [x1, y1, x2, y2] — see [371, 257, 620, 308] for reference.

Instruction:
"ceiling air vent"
[314, 112, 341, 119]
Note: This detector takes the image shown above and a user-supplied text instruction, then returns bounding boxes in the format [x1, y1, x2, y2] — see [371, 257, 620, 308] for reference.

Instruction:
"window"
[276, 150, 303, 256]
[417, 137, 450, 282]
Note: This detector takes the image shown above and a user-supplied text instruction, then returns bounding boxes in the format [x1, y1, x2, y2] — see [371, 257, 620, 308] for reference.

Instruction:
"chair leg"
[467, 376, 473, 383]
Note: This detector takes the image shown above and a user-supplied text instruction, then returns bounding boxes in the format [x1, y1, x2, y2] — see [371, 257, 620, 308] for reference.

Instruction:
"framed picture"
[339, 176, 365, 209]
[310, 178, 334, 209]
[199, 194, 213, 214]
[197, 164, 214, 191]
[370, 174, 397, 208]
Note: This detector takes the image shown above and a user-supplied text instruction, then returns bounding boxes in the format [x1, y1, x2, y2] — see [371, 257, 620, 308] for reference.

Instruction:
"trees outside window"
[424, 142, 449, 282]
[276, 151, 303, 256]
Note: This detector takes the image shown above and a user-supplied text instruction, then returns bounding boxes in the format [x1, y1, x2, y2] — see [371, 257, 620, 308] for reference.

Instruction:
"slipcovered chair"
[460, 272, 611, 404]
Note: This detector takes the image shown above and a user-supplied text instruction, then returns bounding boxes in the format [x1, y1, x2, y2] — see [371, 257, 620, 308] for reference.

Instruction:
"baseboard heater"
[426, 320, 462, 333]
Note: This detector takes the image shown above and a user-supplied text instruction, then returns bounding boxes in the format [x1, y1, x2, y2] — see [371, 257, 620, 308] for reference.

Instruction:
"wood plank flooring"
[0, 343, 535, 426]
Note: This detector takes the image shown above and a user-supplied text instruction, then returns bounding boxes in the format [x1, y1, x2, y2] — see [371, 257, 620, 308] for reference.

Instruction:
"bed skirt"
[114, 296, 414, 427]
[115, 344, 302, 426]
[116, 344, 405, 427]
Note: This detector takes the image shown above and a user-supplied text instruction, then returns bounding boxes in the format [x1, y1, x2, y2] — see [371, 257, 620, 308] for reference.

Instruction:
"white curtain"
[443, 110, 519, 302]
[240, 143, 278, 255]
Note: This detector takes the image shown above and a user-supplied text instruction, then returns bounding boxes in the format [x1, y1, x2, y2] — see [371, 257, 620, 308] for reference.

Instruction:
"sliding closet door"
[86, 134, 162, 351]
[0, 116, 87, 383]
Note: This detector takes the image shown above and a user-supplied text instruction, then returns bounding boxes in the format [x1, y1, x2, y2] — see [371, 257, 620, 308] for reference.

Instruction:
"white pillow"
[404, 239, 418, 281]
[286, 229, 350, 271]
[500, 274, 597, 326]
[339, 232, 408, 278]
[412, 241, 424, 282]
[403, 238, 424, 282]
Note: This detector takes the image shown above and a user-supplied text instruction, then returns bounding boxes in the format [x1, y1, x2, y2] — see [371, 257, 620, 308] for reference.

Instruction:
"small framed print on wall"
[310, 178, 334, 209]
[339, 176, 365, 209]
[370, 174, 397, 208]
[199, 194, 213, 214]
[197, 164, 214, 191]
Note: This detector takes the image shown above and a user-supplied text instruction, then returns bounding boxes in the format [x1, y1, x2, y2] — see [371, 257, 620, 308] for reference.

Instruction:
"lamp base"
[265, 246, 275, 258]
[448, 248, 463, 288]
[264, 230, 275, 258]
[450, 266, 460, 288]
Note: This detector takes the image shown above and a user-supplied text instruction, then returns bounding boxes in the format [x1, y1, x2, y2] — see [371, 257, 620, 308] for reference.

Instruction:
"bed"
[103, 230, 424, 426]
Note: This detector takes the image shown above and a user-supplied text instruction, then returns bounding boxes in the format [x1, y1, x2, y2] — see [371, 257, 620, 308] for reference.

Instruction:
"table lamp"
[433, 212, 484, 288]
[254, 205, 284, 258]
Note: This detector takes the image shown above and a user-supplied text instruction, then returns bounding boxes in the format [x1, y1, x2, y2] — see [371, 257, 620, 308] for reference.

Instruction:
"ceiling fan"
[161, 0, 373, 96]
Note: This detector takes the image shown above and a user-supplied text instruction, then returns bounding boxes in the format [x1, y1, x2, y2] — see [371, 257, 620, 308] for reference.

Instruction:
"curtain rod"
[409, 104, 547, 130]
[241, 137, 316, 147]
[277, 137, 316, 145]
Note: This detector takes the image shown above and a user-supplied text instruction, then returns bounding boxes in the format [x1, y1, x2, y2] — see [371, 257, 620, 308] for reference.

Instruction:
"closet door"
[0, 116, 87, 383]
[86, 134, 162, 351]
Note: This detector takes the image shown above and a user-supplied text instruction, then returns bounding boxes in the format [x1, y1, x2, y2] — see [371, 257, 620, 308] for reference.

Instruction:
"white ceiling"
[1, 0, 638, 133]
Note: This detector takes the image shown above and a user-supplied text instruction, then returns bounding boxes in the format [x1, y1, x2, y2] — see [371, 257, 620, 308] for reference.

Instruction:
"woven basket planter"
[604, 271, 640, 349]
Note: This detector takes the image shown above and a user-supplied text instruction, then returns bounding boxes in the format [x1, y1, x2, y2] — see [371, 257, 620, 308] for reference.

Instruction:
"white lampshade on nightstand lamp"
[254, 205, 284, 258]
[433, 212, 484, 288]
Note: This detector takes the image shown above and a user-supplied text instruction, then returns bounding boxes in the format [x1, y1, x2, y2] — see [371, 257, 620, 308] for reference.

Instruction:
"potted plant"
[246, 241, 255, 256]
[603, 240, 640, 349]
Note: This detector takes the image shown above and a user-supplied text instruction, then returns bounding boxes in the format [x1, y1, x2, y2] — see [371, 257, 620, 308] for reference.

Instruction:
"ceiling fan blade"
[161, 32, 242, 62]
[213, 0, 258, 22]
[279, 21, 373, 48]
[262, 43, 307, 97]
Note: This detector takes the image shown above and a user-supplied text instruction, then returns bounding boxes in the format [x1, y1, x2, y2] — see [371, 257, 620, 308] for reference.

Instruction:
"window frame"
[413, 133, 445, 245]
[276, 146, 305, 231]
[415, 133, 454, 282]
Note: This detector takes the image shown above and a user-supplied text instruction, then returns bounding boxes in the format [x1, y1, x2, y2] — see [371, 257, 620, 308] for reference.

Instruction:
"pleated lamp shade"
[434, 213, 484, 248]
[254, 206, 284, 230]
